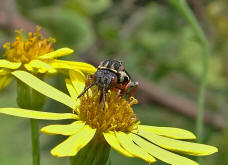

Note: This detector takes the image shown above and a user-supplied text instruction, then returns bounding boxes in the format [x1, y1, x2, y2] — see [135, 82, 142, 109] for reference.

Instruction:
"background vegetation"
[0, 0, 227, 164]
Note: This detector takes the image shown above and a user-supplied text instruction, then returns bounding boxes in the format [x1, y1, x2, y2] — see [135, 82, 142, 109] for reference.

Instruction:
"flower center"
[3, 26, 55, 63]
[78, 86, 140, 133]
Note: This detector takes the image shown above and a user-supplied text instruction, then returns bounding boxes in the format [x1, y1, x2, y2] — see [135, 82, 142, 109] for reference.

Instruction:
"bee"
[77, 59, 139, 109]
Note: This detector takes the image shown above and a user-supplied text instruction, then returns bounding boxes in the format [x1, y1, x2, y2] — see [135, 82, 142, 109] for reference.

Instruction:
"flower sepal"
[16, 78, 46, 110]
[70, 133, 111, 165]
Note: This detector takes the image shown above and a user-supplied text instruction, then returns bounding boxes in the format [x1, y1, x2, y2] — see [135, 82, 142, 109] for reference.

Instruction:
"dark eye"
[123, 76, 129, 82]
[119, 71, 129, 83]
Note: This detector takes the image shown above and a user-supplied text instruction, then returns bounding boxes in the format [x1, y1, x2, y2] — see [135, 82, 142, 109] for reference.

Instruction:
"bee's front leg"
[77, 74, 96, 99]
[85, 74, 94, 87]
[127, 81, 139, 100]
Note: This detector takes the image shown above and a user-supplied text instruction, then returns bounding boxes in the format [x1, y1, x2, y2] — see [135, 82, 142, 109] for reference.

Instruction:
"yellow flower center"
[78, 86, 140, 133]
[3, 26, 55, 63]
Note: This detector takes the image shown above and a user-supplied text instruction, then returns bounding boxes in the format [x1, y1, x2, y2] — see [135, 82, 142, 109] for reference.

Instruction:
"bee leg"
[115, 88, 122, 96]
[116, 83, 129, 97]
[85, 74, 94, 86]
[99, 90, 103, 103]
[127, 81, 139, 100]
[102, 86, 107, 110]
[77, 82, 96, 98]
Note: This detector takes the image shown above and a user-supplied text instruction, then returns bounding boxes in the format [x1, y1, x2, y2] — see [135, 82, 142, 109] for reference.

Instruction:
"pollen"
[3, 26, 55, 63]
[78, 87, 140, 133]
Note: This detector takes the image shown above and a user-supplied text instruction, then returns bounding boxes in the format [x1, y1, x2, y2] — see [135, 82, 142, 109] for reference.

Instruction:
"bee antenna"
[77, 82, 96, 98]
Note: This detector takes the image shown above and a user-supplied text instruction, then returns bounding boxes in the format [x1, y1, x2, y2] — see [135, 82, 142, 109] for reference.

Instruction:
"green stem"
[195, 45, 208, 164]
[196, 45, 208, 142]
[30, 119, 40, 165]
[17, 79, 46, 165]
[166, 0, 209, 163]
[166, 0, 206, 44]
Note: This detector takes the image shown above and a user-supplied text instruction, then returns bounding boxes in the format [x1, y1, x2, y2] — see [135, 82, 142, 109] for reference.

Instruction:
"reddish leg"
[77, 74, 96, 98]
[85, 74, 94, 87]
[114, 81, 138, 99]
[127, 81, 139, 100]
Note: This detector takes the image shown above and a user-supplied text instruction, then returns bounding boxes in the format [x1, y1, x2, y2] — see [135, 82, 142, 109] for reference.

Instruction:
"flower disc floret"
[3, 27, 55, 63]
[78, 87, 139, 133]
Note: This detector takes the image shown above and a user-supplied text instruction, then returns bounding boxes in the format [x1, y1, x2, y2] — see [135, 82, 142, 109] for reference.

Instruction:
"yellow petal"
[50, 59, 96, 75]
[51, 125, 96, 157]
[138, 125, 196, 139]
[24, 60, 57, 74]
[103, 131, 133, 157]
[65, 79, 80, 113]
[131, 133, 199, 165]
[12, 70, 77, 109]
[0, 59, 21, 69]
[39, 48, 74, 60]
[0, 108, 78, 120]
[115, 131, 156, 163]
[69, 70, 86, 96]
[138, 128, 218, 156]
[65, 79, 79, 100]
[0, 75, 12, 90]
[41, 121, 85, 136]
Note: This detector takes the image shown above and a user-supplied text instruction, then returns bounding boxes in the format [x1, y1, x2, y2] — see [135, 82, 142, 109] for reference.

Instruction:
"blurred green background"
[0, 0, 227, 164]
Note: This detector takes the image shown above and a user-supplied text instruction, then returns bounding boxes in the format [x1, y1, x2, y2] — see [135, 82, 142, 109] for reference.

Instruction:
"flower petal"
[115, 131, 156, 163]
[0, 108, 78, 120]
[41, 121, 85, 136]
[12, 70, 77, 109]
[50, 59, 96, 75]
[0, 75, 12, 90]
[39, 48, 74, 59]
[103, 131, 133, 157]
[51, 125, 96, 157]
[138, 128, 218, 156]
[69, 70, 86, 96]
[24, 60, 57, 74]
[138, 125, 196, 139]
[131, 133, 199, 165]
[65, 79, 80, 114]
[0, 59, 21, 69]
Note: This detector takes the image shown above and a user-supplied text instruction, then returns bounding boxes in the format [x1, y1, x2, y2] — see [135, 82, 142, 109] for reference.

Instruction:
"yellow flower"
[0, 70, 218, 165]
[0, 27, 96, 90]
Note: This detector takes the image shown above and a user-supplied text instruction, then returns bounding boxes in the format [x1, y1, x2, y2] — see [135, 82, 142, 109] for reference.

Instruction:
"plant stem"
[195, 45, 208, 142]
[17, 79, 46, 165]
[30, 119, 40, 165]
[166, 0, 209, 163]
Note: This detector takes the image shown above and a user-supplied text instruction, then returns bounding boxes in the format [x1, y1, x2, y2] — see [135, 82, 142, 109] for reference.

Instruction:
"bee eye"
[124, 76, 129, 82]
[119, 71, 129, 83]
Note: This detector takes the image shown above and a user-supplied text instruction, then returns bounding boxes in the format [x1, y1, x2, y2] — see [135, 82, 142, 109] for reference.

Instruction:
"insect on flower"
[77, 59, 139, 109]
[0, 70, 218, 165]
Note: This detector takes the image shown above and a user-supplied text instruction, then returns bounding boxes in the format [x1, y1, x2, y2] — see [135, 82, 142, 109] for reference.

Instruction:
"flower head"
[0, 70, 218, 165]
[0, 27, 96, 90]
[79, 88, 139, 133]
[3, 27, 55, 63]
